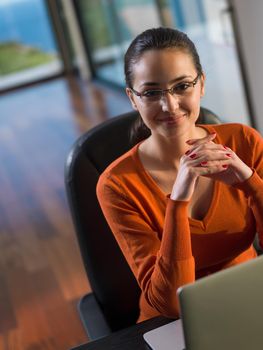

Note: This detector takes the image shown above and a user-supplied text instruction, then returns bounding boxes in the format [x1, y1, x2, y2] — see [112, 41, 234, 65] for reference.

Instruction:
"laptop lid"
[144, 255, 263, 350]
[143, 319, 185, 350]
[178, 255, 263, 350]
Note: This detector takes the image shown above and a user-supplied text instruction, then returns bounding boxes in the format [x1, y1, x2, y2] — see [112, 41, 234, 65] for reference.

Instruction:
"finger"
[189, 142, 226, 155]
[198, 160, 231, 168]
[184, 148, 232, 162]
[186, 132, 216, 145]
[194, 163, 229, 176]
[183, 150, 232, 168]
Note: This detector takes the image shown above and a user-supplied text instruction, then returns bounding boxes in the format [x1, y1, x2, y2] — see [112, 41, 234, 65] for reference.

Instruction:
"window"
[0, 0, 63, 90]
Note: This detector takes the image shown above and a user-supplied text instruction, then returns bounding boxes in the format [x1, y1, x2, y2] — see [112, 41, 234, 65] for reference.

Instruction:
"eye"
[174, 82, 192, 93]
[143, 90, 162, 98]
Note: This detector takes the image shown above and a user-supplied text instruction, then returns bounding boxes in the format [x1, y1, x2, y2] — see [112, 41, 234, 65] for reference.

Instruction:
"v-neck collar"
[131, 124, 221, 227]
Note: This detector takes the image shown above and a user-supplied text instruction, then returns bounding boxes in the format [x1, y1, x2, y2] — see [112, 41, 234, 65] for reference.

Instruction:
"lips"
[157, 115, 185, 123]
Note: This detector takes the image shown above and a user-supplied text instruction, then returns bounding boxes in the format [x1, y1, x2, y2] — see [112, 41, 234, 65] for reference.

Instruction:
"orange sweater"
[97, 123, 263, 321]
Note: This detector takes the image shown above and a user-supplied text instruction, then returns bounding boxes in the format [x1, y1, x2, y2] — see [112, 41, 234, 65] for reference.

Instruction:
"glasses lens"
[173, 82, 193, 95]
[139, 75, 199, 103]
[142, 90, 162, 102]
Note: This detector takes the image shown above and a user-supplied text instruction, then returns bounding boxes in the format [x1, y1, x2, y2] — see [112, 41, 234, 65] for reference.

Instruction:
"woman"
[97, 27, 263, 322]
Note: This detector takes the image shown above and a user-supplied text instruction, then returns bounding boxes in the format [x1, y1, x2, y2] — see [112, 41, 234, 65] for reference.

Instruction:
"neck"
[147, 127, 201, 166]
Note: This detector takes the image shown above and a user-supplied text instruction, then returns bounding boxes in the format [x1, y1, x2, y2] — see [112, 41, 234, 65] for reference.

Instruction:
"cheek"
[179, 95, 201, 121]
[187, 93, 201, 110]
[137, 105, 160, 127]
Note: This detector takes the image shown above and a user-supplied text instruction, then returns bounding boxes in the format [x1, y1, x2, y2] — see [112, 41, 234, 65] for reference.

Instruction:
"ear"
[126, 87, 139, 111]
[199, 72, 205, 97]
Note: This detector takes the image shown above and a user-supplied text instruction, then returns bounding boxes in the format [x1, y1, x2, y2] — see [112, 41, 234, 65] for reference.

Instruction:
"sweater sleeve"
[97, 174, 195, 318]
[233, 126, 263, 248]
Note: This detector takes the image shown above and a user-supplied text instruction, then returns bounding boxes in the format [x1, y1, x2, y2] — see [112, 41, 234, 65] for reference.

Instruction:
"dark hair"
[125, 27, 203, 144]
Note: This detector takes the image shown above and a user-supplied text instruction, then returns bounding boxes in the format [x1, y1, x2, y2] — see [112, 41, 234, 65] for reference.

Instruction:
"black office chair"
[64, 107, 221, 340]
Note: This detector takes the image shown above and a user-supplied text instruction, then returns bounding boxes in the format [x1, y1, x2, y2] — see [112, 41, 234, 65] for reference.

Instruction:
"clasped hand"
[171, 133, 253, 201]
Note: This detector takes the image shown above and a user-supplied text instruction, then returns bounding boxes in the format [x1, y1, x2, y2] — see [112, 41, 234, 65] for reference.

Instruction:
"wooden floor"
[0, 76, 132, 350]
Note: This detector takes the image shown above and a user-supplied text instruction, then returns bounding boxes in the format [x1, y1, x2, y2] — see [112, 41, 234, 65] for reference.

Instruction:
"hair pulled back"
[124, 27, 203, 144]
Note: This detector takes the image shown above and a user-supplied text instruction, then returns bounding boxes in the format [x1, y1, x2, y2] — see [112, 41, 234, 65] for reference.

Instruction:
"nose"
[160, 92, 179, 112]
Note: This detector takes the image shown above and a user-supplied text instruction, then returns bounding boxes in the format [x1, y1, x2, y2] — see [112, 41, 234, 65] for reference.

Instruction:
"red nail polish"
[200, 161, 207, 166]
[190, 153, 197, 159]
[185, 150, 191, 155]
[226, 153, 231, 157]
[222, 164, 228, 168]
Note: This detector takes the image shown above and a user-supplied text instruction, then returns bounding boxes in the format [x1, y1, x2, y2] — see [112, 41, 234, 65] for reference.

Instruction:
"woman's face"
[126, 48, 205, 138]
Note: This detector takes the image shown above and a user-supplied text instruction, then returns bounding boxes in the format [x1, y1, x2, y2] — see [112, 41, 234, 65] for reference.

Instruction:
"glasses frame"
[130, 74, 200, 102]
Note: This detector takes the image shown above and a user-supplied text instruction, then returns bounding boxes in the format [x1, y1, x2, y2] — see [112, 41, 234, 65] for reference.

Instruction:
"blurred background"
[0, 0, 252, 122]
[0, 0, 261, 349]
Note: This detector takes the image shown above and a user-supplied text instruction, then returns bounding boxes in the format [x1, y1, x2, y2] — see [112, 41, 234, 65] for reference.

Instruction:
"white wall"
[231, 0, 263, 134]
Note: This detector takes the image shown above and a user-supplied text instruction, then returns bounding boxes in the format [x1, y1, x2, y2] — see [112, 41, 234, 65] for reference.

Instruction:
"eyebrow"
[139, 75, 193, 88]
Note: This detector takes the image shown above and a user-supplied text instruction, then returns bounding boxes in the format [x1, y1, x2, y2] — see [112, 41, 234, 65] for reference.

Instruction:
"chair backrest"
[64, 107, 220, 332]
[65, 111, 140, 332]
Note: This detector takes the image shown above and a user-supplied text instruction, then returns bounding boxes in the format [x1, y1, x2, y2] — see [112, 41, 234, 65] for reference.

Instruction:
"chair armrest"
[78, 293, 112, 340]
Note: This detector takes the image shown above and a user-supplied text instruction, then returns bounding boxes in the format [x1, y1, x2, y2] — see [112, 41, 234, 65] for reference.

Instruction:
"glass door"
[74, 0, 250, 125]
[0, 0, 63, 91]
[166, 0, 250, 124]
[75, 0, 162, 86]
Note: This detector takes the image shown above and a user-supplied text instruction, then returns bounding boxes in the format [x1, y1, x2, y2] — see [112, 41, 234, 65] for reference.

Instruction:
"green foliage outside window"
[0, 42, 56, 75]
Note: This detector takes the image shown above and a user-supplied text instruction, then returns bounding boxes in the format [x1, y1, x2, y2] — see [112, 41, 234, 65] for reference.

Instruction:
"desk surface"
[72, 316, 173, 350]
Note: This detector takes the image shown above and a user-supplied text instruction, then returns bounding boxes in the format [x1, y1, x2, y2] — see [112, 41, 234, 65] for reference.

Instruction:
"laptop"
[143, 255, 263, 350]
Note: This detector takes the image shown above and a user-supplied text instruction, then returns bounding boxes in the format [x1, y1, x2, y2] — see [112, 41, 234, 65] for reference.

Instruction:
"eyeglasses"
[130, 74, 200, 103]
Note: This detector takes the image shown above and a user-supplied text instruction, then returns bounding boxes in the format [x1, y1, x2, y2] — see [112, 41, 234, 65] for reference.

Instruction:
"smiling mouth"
[158, 115, 185, 123]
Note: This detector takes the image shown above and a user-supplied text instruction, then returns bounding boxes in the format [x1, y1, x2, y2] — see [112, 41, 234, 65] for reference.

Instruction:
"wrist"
[237, 166, 253, 184]
[232, 169, 261, 197]
[170, 192, 191, 201]
[171, 175, 197, 201]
